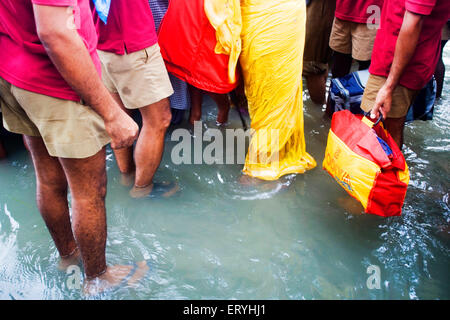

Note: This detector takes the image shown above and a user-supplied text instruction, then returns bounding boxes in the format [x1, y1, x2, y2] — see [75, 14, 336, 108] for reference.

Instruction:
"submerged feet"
[58, 247, 81, 271]
[118, 169, 180, 199]
[58, 249, 150, 295]
[120, 171, 135, 187]
[129, 181, 180, 199]
[84, 261, 150, 295]
[216, 103, 230, 126]
[239, 174, 288, 192]
[239, 174, 266, 186]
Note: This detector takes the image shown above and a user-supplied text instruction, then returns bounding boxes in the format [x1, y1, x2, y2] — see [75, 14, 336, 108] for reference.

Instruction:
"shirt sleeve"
[32, 0, 76, 6]
[405, 0, 437, 16]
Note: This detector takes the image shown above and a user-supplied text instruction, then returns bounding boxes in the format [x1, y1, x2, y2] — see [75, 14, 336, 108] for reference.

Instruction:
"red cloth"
[369, 0, 450, 90]
[158, 0, 238, 94]
[94, 0, 157, 55]
[0, 0, 100, 101]
[335, 0, 384, 24]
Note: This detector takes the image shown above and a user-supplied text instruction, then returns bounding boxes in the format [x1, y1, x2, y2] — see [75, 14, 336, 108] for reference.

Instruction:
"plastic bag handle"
[363, 111, 384, 128]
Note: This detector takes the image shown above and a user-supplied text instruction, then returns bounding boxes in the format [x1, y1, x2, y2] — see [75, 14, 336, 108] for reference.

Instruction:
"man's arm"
[33, 4, 138, 149]
[371, 10, 424, 119]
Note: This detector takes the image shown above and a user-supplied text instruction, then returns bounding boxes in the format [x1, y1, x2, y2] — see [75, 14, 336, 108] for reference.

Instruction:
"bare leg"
[24, 137, 147, 293]
[0, 138, 6, 159]
[0, 121, 7, 158]
[357, 60, 371, 71]
[23, 136, 78, 262]
[60, 151, 149, 293]
[230, 80, 248, 112]
[130, 98, 172, 197]
[208, 92, 230, 125]
[330, 51, 353, 78]
[384, 117, 406, 150]
[58, 148, 108, 278]
[188, 84, 203, 125]
[306, 69, 328, 105]
[109, 93, 135, 175]
[435, 40, 447, 99]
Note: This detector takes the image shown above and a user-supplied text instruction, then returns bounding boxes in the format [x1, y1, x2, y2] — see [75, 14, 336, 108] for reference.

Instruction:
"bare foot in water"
[120, 171, 135, 187]
[58, 248, 81, 271]
[129, 182, 180, 199]
[216, 104, 230, 126]
[239, 174, 265, 186]
[127, 261, 150, 286]
[239, 175, 286, 192]
[83, 261, 149, 295]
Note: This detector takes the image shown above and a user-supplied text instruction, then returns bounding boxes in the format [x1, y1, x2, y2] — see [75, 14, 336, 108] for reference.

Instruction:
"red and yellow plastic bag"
[323, 110, 409, 217]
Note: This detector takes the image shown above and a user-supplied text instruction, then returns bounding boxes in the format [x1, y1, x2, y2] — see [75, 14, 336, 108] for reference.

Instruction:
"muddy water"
[0, 49, 448, 299]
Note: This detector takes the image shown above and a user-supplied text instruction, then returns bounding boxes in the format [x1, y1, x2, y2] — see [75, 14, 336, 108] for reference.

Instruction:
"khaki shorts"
[0, 77, 110, 158]
[329, 17, 378, 61]
[98, 43, 174, 110]
[361, 75, 419, 118]
[303, 0, 336, 76]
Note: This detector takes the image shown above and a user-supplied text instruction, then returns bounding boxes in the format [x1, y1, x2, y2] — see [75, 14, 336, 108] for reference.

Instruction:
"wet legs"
[188, 85, 230, 125]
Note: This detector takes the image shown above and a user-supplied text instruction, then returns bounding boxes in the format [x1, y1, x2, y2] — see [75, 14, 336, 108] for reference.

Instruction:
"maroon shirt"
[94, 0, 158, 55]
[0, 0, 101, 101]
[335, 0, 384, 24]
[370, 0, 450, 90]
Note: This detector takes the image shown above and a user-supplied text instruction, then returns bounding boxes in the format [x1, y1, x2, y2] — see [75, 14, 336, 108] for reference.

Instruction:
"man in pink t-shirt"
[325, 0, 384, 116]
[329, 0, 384, 77]
[0, 0, 144, 292]
[361, 0, 450, 149]
[93, 0, 176, 198]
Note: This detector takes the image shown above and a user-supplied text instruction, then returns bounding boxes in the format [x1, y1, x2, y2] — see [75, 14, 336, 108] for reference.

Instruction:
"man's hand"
[104, 108, 139, 149]
[370, 83, 393, 120]
[33, 4, 139, 148]
[370, 10, 424, 120]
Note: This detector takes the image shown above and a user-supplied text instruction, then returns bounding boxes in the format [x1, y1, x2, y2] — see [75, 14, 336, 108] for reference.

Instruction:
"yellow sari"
[206, 0, 316, 180]
[239, 0, 316, 180]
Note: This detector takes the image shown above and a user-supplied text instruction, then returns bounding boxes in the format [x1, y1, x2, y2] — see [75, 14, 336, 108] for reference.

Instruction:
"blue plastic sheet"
[92, 0, 111, 24]
[376, 135, 393, 158]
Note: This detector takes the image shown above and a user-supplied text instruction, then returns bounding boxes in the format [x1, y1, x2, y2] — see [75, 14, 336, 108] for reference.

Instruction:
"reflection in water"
[0, 49, 449, 300]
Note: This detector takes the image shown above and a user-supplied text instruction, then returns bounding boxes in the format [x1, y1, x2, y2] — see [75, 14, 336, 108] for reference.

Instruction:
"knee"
[37, 172, 68, 195]
[155, 100, 172, 131]
[161, 105, 172, 129]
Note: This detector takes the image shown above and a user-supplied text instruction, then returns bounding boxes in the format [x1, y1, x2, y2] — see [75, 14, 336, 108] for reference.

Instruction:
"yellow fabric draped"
[204, 0, 242, 84]
[240, 0, 316, 180]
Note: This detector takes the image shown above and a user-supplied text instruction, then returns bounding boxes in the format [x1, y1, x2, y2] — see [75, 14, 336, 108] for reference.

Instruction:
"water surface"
[0, 49, 448, 300]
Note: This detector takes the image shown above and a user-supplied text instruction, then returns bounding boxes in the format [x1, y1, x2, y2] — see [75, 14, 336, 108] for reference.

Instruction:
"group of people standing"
[0, 0, 449, 293]
[304, 0, 449, 149]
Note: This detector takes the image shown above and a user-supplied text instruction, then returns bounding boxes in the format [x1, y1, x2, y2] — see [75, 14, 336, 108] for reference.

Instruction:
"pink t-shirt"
[0, 0, 101, 102]
[335, 0, 385, 24]
[94, 0, 158, 55]
[370, 0, 450, 90]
